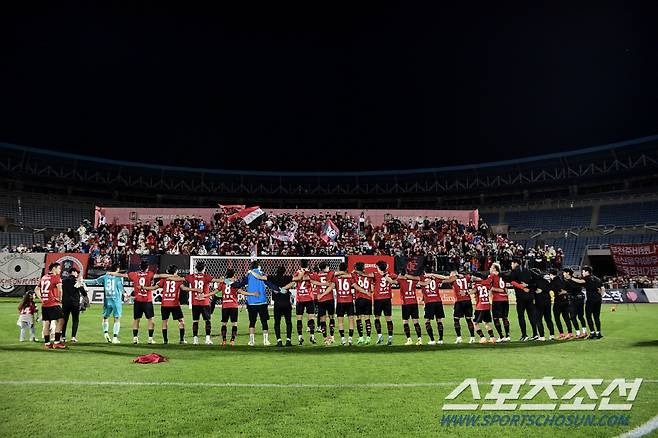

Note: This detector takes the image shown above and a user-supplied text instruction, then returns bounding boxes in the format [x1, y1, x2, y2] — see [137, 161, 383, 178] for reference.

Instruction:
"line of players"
[35, 257, 604, 349]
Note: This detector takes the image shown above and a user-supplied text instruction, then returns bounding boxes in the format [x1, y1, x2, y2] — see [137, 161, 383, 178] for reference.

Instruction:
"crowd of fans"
[0, 209, 570, 274]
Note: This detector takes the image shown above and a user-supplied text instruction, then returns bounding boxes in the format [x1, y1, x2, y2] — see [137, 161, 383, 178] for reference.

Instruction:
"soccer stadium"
[2, 4, 658, 438]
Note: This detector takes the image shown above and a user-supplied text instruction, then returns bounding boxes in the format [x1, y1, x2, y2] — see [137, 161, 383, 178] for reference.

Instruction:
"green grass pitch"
[0, 298, 657, 437]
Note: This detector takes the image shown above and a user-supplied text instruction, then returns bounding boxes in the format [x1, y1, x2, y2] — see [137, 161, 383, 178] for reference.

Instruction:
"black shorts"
[134, 301, 155, 319]
[424, 301, 445, 320]
[335, 302, 355, 317]
[401, 303, 419, 320]
[492, 301, 509, 319]
[42, 306, 63, 321]
[295, 301, 315, 315]
[354, 298, 372, 316]
[161, 306, 184, 321]
[316, 300, 335, 316]
[247, 304, 269, 326]
[221, 307, 239, 323]
[453, 300, 473, 318]
[474, 309, 492, 324]
[192, 305, 211, 321]
[373, 299, 392, 317]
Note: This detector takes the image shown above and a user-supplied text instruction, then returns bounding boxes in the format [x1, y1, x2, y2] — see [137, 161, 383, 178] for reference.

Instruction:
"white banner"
[0, 253, 46, 292]
[643, 288, 658, 303]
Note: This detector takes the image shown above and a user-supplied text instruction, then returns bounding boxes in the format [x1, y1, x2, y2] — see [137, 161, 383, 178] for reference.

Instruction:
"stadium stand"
[598, 200, 658, 226]
[504, 207, 592, 231]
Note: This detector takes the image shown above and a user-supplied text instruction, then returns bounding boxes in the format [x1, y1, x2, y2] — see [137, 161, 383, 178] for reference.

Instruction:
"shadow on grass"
[631, 340, 658, 347]
[0, 339, 567, 356]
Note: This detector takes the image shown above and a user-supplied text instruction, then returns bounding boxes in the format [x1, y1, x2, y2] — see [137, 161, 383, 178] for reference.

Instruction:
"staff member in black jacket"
[61, 267, 88, 342]
[269, 266, 294, 347]
[582, 266, 604, 339]
[505, 259, 538, 341]
[532, 268, 554, 340]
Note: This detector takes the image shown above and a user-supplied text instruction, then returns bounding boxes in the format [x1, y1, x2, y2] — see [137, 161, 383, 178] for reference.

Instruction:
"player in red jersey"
[311, 262, 336, 344]
[488, 263, 510, 342]
[445, 271, 476, 344]
[143, 264, 200, 344]
[218, 268, 255, 346]
[35, 262, 65, 349]
[325, 262, 362, 345]
[292, 260, 316, 345]
[418, 265, 451, 345]
[396, 269, 423, 346]
[184, 260, 224, 345]
[472, 268, 497, 344]
[351, 262, 375, 345]
[110, 260, 170, 344]
[371, 260, 398, 345]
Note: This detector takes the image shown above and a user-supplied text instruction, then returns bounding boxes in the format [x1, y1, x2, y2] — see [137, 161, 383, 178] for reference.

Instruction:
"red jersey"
[352, 272, 372, 301]
[185, 273, 213, 306]
[373, 272, 397, 300]
[333, 275, 354, 303]
[399, 277, 419, 305]
[39, 274, 62, 308]
[19, 302, 37, 315]
[294, 270, 314, 303]
[474, 279, 492, 311]
[453, 275, 472, 302]
[489, 274, 508, 302]
[420, 275, 442, 303]
[221, 282, 240, 309]
[158, 278, 182, 307]
[314, 271, 335, 302]
[129, 271, 156, 302]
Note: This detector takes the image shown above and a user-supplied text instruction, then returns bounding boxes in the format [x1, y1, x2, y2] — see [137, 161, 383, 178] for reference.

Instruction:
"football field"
[0, 299, 657, 438]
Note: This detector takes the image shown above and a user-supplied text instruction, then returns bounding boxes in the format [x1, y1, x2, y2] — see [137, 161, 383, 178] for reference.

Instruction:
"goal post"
[189, 256, 346, 306]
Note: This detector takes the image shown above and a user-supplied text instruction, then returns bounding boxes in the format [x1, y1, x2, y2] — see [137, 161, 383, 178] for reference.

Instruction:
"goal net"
[189, 256, 346, 306]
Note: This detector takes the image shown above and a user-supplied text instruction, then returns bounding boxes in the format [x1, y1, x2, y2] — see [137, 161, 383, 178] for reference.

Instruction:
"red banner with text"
[44, 253, 90, 278]
[609, 243, 658, 277]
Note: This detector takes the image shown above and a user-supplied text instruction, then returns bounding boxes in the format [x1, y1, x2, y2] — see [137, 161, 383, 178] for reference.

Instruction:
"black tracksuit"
[534, 276, 554, 337]
[565, 278, 586, 331]
[269, 274, 293, 341]
[62, 276, 87, 338]
[506, 267, 538, 337]
[551, 276, 573, 334]
[584, 275, 603, 334]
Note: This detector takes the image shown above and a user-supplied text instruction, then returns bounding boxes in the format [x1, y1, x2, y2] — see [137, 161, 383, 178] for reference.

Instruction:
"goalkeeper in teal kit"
[84, 264, 127, 344]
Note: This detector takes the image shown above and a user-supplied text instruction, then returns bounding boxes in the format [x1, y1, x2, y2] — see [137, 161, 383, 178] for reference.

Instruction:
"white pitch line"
[0, 380, 657, 388]
[0, 380, 460, 388]
[616, 413, 658, 438]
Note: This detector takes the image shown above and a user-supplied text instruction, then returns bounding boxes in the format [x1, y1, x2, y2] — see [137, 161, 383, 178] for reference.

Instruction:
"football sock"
[113, 322, 120, 336]
[454, 318, 461, 337]
[437, 321, 444, 340]
[476, 329, 484, 337]
[102, 321, 109, 333]
[329, 318, 335, 336]
[148, 329, 154, 338]
[221, 325, 227, 341]
[162, 329, 168, 343]
[503, 318, 510, 337]
[365, 319, 372, 336]
[375, 319, 382, 335]
[308, 319, 315, 335]
[403, 323, 411, 338]
[413, 322, 421, 338]
[466, 319, 475, 337]
[205, 321, 211, 336]
[487, 329, 494, 338]
[494, 319, 503, 338]
[356, 320, 363, 337]
[386, 320, 394, 336]
[231, 326, 237, 341]
[425, 321, 434, 341]
[192, 322, 199, 337]
[133, 329, 138, 337]
[296, 320, 303, 336]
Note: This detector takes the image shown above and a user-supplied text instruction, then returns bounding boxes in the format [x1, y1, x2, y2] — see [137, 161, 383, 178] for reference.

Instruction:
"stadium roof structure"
[1, 135, 657, 209]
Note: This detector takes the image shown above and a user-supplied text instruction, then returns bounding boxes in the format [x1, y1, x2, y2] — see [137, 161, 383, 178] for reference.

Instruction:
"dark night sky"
[1, 3, 657, 171]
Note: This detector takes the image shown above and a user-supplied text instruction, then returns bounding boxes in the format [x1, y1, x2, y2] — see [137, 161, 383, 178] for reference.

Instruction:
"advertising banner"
[45, 253, 90, 278]
[0, 253, 45, 295]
